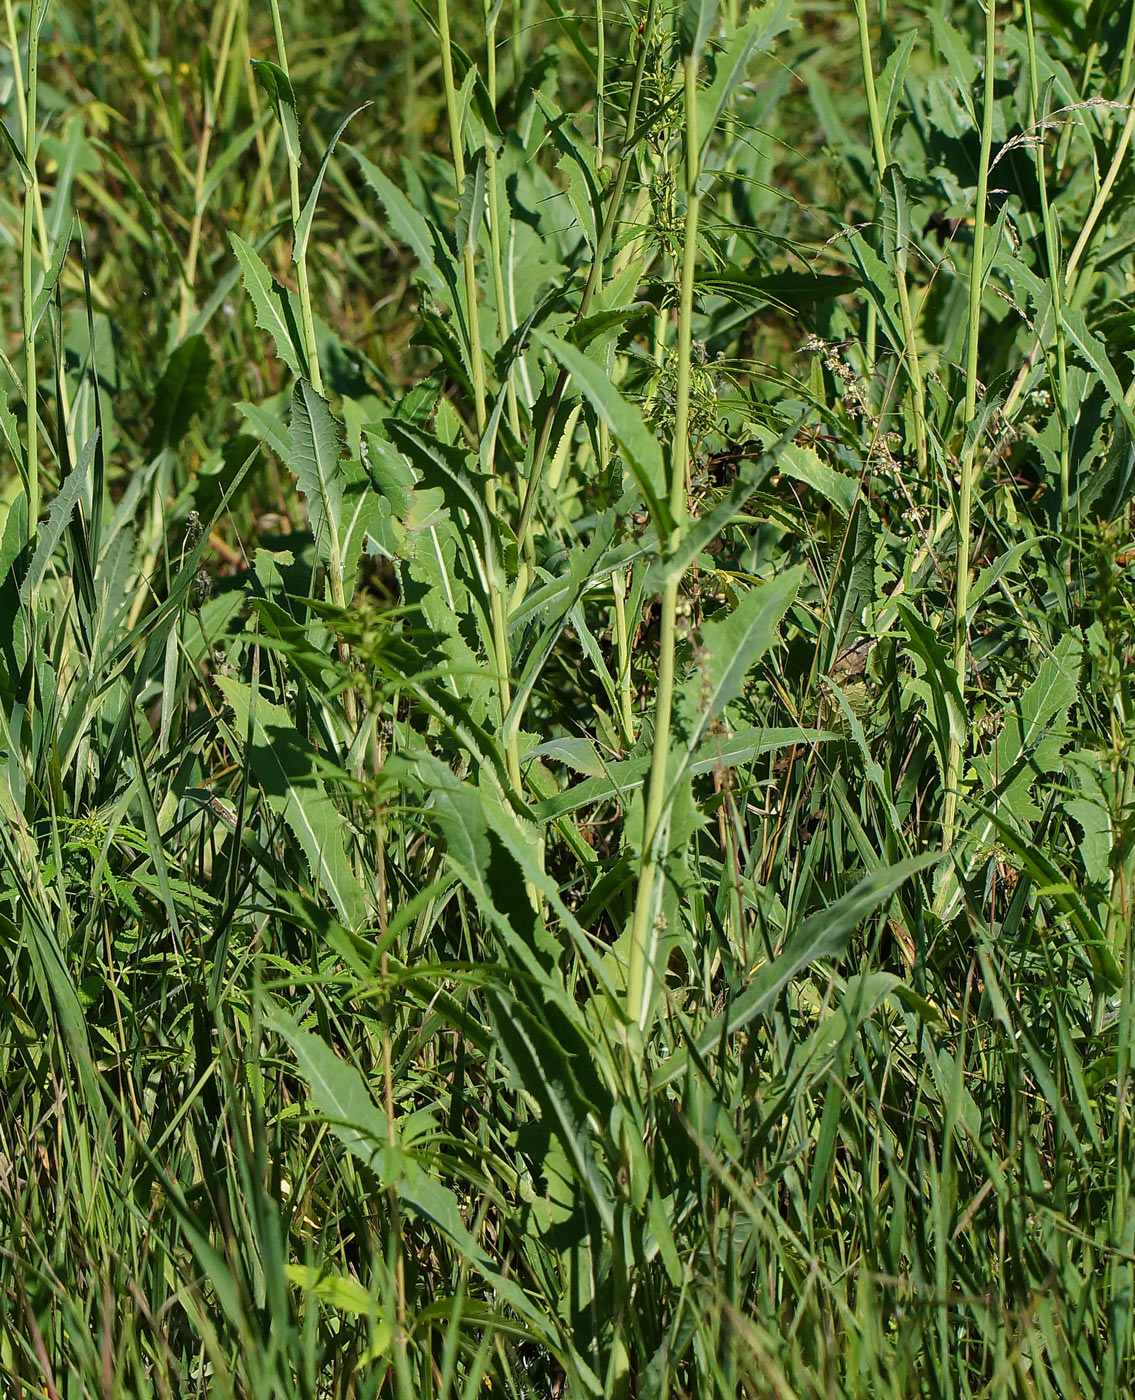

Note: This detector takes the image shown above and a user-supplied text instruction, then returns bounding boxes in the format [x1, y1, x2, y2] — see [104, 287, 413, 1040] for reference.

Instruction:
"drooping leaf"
[251, 58, 301, 164]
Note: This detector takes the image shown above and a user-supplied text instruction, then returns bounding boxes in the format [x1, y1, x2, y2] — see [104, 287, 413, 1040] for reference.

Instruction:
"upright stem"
[626, 53, 699, 1036]
[853, 0, 927, 474]
[179, 0, 241, 338]
[484, 3, 522, 440]
[438, 0, 488, 445]
[1023, 0, 1071, 556]
[269, 0, 323, 395]
[21, 0, 46, 540]
[941, 0, 997, 854]
[1064, 85, 1135, 294]
[515, 0, 658, 554]
[612, 565, 636, 746]
[594, 0, 605, 160]
[438, 0, 520, 790]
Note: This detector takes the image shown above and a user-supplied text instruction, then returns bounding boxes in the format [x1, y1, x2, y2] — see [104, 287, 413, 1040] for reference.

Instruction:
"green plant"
[2, 1, 1135, 1396]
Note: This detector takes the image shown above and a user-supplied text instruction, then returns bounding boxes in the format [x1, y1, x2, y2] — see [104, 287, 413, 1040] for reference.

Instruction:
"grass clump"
[2, 1, 1135, 1396]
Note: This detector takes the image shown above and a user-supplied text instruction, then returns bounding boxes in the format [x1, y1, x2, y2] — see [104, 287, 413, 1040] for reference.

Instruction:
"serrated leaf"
[21, 431, 97, 605]
[289, 379, 344, 576]
[348, 144, 454, 302]
[231, 232, 308, 380]
[1062, 307, 1135, 437]
[879, 30, 916, 152]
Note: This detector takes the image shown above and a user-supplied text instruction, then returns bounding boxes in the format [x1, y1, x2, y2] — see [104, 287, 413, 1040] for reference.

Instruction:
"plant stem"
[1064, 82, 1135, 295]
[270, 0, 323, 396]
[19, 0, 46, 540]
[612, 565, 636, 746]
[437, 0, 520, 790]
[626, 50, 699, 1036]
[484, 1, 522, 441]
[179, 0, 241, 339]
[514, 0, 658, 555]
[941, 0, 997, 855]
[1023, 0, 1071, 559]
[853, 0, 927, 474]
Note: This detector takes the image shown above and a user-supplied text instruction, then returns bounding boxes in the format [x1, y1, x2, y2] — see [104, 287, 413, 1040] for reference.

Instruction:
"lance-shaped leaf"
[534, 329, 670, 531]
[20, 431, 98, 604]
[231, 232, 308, 380]
[295, 104, 369, 266]
[289, 379, 345, 581]
[697, 0, 795, 138]
[676, 565, 805, 762]
[251, 58, 301, 165]
[678, 0, 719, 61]
[147, 334, 213, 456]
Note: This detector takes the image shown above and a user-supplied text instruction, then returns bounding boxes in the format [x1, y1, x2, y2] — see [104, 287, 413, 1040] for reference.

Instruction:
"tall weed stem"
[515, 0, 657, 554]
[626, 51, 699, 1037]
[437, 0, 520, 788]
[941, 0, 997, 854]
[18, 0, 46, 539]
[853, 0, 927, 473]
[269, 0, 323, 396]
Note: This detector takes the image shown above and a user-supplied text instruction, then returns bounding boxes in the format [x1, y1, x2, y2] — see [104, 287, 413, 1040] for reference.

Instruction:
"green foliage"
[2, 1, 1135, 1397]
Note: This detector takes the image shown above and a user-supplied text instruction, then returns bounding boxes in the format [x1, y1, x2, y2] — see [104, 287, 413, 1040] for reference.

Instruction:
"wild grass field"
[1, 0, 1134, 1395]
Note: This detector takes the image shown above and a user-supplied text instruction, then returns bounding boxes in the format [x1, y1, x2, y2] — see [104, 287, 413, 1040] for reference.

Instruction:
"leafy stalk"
[853, 0, 927, 474]
[941, 0, 998, 855]
[269, 0, 323, 395]
[515, 0, 658, 554]
[18, 0, 46, 539]
[626, 39, 700, 1039]
[179, 0, 242, 339]
[435, 0, 520, 790]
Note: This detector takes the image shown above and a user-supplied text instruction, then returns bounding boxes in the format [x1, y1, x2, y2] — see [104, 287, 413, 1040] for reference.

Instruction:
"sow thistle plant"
[4, 0, 1135, 1396]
